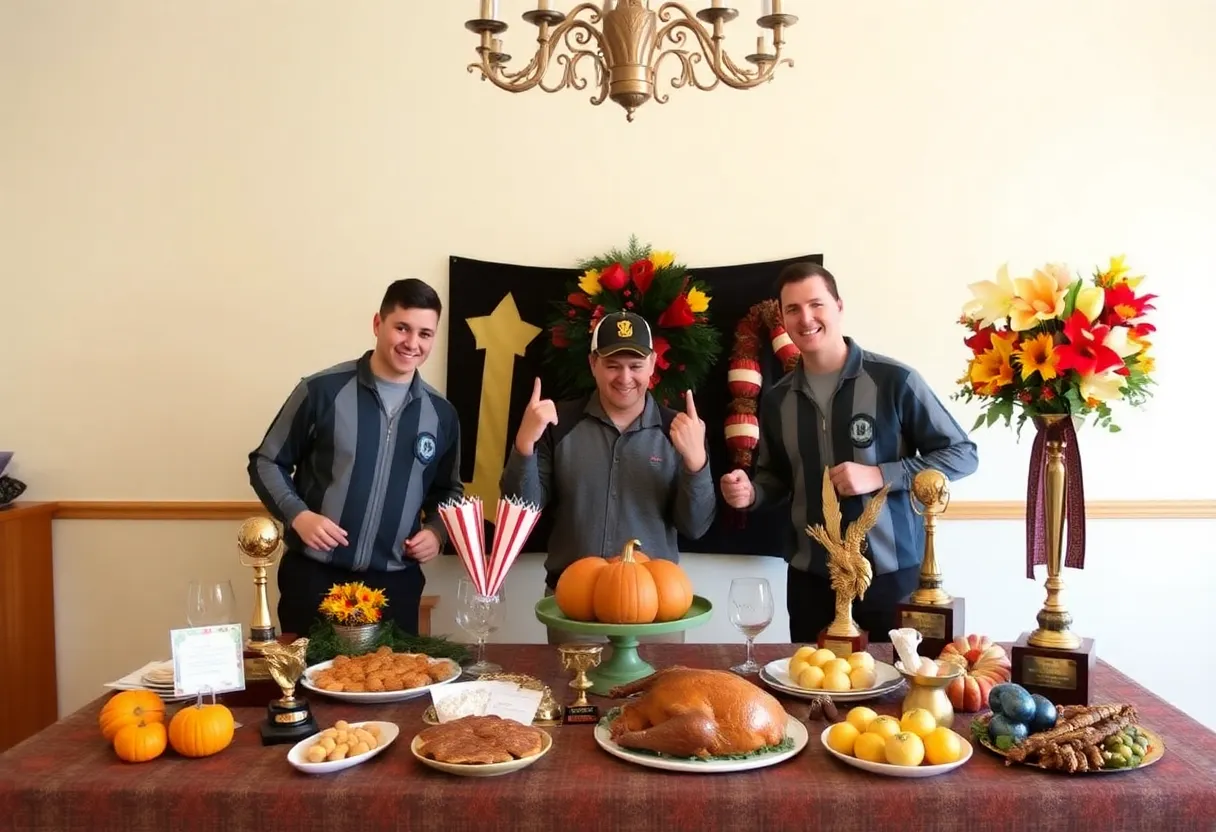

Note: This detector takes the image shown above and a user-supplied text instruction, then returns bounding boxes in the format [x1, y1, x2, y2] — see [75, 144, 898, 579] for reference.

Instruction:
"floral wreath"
[724, 299, 801, 469]
[546, 236, 721, 406]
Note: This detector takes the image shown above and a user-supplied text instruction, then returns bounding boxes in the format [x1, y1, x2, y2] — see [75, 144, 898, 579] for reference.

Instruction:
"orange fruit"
[846, 706, 879, 733]
[923, 726, 965, 765]
[866, 715, 902, 740]
[885, 731, 926, 767]
[900, 708, 938, 738]
[853, 732, 887, 763]
[826, 722, 860, 756]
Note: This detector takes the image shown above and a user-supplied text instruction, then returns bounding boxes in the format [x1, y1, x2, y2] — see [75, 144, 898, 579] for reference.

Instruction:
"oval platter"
[971, 713, 1165, 774]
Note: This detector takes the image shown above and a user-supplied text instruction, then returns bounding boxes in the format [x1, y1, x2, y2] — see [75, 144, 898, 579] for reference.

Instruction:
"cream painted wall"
[3, 2, 1214, 728]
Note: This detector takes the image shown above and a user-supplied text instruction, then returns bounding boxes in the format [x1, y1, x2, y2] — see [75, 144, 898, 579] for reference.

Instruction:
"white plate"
[287, 721, 400, 774]
[300, 656, 462, 704]
[820, 726, 973, 777]
[760, 658, 904, 701]
[594, 713, 808, 773]
[411, 729, 552, 777]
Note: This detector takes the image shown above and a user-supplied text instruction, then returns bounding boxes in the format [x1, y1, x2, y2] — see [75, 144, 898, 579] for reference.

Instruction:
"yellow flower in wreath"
[686, 287, 710, 313]
[578, 269, 602, 296]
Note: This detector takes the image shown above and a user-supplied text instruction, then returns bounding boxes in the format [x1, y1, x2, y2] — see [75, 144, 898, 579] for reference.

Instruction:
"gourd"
[938, 634, 1013, 713]
[553, 557, 609, 622]
[113, 719, 167, 763]
[644, 559, 693, 622]
[168, 693, 236, 758]
[592, 540, 659, 624]
[99, 689, 165, 741]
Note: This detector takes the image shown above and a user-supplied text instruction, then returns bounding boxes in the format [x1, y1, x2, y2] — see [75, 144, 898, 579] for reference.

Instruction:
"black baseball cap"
[590, 311, 654, 357]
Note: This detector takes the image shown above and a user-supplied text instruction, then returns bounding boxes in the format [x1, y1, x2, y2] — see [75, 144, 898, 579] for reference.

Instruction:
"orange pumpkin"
[168, 700, 235, 758]
[554, 557, 609, 621]
[608, 548, 650, 563]
[939, 634, 1012, 712]
[99, 689, 165, 741]
[113, 719, 167, 763]
[644, 559, 693, 622]
[592, 540, 659, 624]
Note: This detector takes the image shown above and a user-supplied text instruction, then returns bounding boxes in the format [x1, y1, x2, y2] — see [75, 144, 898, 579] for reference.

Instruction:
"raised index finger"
[531, 377, 542, 403]
[684, 389, 698, 418]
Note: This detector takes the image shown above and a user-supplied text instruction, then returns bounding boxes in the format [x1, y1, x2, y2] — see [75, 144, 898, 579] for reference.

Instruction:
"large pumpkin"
[113, 719, 167, 763]
[99, 689, 165, 741]
[168, 701, 236, 758]
[644, 559, 693, 622]
[592, 540, 659, 624]
[554, 557, 609, 621]
[939, 634, 1012, 713]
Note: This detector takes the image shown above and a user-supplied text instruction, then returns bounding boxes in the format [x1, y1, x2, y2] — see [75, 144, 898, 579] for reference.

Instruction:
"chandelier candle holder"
[464, 0, 798, 121]
[438, 496, 542, 598]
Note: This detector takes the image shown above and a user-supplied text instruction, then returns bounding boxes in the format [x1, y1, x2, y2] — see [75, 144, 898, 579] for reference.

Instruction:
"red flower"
[629, 259, 655, 293]
[1100, 284, 1157, 327]
[964, 327, 995, 354]
[567, 292, 591, 310]
[1054, 311, 1123, 376]
[550, 326, 569, 348]
[652, 336, 671, 370]
[600, 263, 628, 291]
[648, 371, 661, 390]
[657, 294, 695, 328]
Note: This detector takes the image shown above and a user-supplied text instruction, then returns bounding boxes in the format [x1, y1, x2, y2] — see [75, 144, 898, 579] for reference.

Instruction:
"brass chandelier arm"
[466, 5, 608, 100]
[537, 20, 609, 103]
[653, 4, 788, 92]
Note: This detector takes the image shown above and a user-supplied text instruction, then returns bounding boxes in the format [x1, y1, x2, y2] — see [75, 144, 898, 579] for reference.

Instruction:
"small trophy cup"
[259, 637, 319, 745]
[558, 643, 603, 725]
[895, 469, 966, 660]
[237, 516, 283, 651]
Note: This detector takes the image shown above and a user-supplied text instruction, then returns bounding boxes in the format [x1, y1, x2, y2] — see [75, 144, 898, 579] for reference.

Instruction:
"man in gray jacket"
[500, 311, 716, 644]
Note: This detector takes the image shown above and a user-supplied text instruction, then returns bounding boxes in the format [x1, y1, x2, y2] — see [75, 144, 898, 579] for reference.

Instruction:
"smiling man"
[500, 311, 716, 644]
[719, 262, 978, 644]
[248, 278, 463, 638]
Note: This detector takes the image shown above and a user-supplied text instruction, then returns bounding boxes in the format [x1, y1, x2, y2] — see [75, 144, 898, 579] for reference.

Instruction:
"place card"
[430, 681, 544, 726]
[170, 624, 246, 697]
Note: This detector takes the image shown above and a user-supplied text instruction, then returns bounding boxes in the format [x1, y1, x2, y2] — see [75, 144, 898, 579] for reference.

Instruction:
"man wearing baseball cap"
[500, 311, 717, 644]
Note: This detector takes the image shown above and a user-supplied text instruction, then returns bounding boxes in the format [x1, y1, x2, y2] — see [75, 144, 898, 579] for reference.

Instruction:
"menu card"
[169, 624, 246, 697]
[430, 681, 544, 726]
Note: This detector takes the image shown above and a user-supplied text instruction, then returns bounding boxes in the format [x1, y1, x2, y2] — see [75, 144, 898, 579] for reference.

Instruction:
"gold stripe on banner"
[48, 500, 1216, 522]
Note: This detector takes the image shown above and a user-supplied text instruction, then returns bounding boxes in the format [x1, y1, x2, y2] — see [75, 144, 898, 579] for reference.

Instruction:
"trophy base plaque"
[1011, 634, 1096, 706]
[260, 697, 319, 746]
[895, 596, 965, 662]
[562, 705, 601, 725]
[818, 627, 868, 659]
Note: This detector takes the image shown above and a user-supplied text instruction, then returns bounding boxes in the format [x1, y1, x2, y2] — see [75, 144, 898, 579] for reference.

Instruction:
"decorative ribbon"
[1025, 417, 1087, 579]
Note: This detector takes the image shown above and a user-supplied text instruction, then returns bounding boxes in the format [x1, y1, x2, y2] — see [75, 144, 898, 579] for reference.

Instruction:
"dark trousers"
[787, 564, 920, 645]
[277, 551, 426, 638]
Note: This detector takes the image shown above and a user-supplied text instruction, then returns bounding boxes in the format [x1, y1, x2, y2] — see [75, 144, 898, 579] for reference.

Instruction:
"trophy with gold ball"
[259, 637, 319, 745]
[894, 469, 966, 659]
[558, 643, 603, 725]
[237, 516, 283, 651]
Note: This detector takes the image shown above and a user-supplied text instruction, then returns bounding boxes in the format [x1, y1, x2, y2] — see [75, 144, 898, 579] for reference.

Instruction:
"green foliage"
[305, 619, 471, 665]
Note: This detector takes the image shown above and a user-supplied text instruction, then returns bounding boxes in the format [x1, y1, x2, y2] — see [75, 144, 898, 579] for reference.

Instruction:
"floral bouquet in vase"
[319, 582, 388, 650]
[954, 256, 1157, 661]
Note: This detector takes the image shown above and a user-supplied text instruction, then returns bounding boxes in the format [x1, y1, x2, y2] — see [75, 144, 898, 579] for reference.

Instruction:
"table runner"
[1, 644, 1214, 832]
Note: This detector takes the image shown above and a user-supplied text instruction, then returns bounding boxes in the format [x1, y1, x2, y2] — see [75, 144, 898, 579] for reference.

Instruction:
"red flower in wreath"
[600, 263, 628, 291]
[657, 293, 695, 328]
[630, 258, 655, 293]
[652, 336, 671, 370]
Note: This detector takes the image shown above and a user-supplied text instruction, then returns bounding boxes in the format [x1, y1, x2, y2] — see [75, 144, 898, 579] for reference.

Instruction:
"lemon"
[847, 651, 875, 672]
[826, 721, 860, 756]
[866, 715, 902, 740]
[846, 706, 879, 733]
[900, 708, 938, 739]
[822, 670, 852, 691]
[796, 665, 825, 690]
[853, 732, 887, 763]
[885, 731, 926, 767]
[923, 727, 965, 765]
[849, 667, 877, 690]
[809, 648, 837, 668]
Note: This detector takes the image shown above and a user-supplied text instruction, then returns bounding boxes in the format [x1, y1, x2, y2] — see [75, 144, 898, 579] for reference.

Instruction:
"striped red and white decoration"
[727, 359, 763, 398]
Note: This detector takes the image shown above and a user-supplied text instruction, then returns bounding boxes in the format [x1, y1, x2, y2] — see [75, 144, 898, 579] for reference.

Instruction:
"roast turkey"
[607, 666, 788, 758]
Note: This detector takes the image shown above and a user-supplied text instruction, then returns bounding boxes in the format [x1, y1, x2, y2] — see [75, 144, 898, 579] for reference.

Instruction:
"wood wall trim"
[43, 499, 1216, 522]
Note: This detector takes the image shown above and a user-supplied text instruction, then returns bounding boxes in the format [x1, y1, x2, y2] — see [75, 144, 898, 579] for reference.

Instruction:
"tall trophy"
[558, 643, 603, 725]
[259, 638, 318, 745]
[805, 469, 891, 658]
[237, 516, 283, 651]
[894, 469, 966, 659]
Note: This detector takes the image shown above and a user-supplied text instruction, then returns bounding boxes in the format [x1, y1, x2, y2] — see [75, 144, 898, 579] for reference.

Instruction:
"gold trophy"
[237, 516, 283, 651]
[805, 468, 891, 657]
[259, 637, 319, 745]
[895, 469, 966, 659]
[558, 643, 603, 725]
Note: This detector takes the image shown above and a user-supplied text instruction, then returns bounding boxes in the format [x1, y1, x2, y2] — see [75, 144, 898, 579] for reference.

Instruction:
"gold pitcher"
[896, 659, 964, 729]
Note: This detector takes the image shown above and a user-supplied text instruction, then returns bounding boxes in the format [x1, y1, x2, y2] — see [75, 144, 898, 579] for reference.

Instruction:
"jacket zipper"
[355, 392, 397, 570]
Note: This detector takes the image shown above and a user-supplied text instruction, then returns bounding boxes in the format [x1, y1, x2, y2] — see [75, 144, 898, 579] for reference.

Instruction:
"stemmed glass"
[456, 578, 505, 677]
[186, 580, 236, 627]
[728, 577, 774, 675]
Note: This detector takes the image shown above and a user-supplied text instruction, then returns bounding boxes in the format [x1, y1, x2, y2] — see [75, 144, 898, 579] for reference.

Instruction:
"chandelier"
[464, 1, 797, 122]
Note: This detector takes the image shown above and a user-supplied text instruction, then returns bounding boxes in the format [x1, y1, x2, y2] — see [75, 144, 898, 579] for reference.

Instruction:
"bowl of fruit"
[822, 705, 972, 778]
[761, 646, 904, 701]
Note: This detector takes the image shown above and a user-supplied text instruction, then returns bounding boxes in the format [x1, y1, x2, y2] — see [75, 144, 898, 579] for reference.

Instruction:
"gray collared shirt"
[500, 393, 716, 585]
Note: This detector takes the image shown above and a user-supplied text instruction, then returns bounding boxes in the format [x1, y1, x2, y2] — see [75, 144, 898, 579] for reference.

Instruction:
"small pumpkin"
[100, 689, 165, 741]
[113, 719, 167, 763]
[644, 559, 694, 622]
[593, 539, 659, 624]
[554, 556, 609, 621]
[169, 698, 235, 758]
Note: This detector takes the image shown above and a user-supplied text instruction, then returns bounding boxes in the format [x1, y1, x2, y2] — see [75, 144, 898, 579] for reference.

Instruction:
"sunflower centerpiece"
[319, 582, 389, 651]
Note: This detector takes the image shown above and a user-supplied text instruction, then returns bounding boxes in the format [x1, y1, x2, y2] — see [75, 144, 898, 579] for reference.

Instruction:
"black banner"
[444, 251, 823, 556]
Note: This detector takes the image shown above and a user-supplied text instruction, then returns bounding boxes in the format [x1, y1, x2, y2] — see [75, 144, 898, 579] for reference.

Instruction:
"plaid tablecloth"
[1, 644, 1213, 832]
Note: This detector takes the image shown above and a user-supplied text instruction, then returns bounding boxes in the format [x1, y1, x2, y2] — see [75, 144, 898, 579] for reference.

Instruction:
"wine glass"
[455, 578, 505, 677]
[728, 577, 774, 675]
[186, 580, 236, 627]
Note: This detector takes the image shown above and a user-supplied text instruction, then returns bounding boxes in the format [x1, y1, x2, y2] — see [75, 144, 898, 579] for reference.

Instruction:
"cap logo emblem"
[617, 320, 634, 338]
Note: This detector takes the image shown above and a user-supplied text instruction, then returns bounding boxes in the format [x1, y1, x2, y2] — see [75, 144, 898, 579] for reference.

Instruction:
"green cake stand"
[534, 595, 713, 695]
